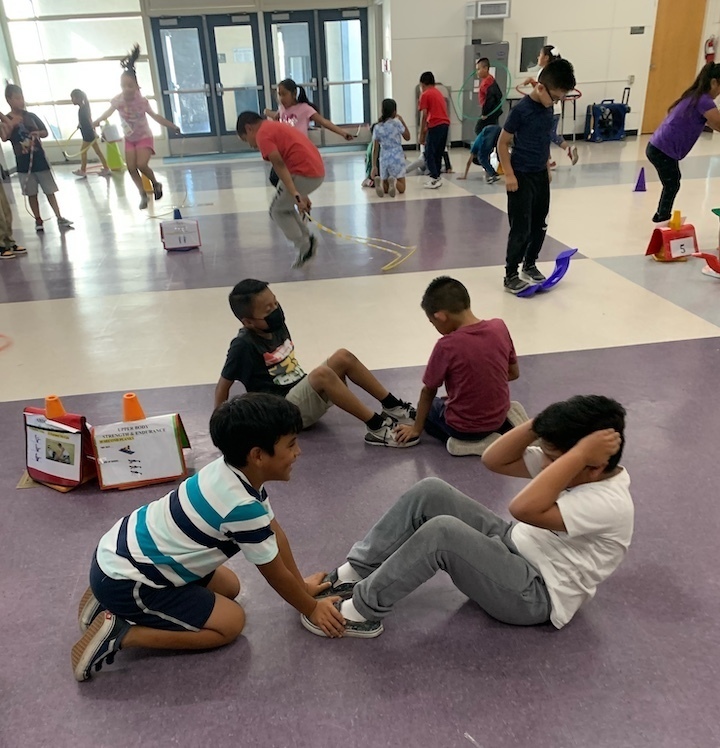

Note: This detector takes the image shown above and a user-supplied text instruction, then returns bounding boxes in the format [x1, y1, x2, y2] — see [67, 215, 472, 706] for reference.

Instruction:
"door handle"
[216, 82, 224, 96]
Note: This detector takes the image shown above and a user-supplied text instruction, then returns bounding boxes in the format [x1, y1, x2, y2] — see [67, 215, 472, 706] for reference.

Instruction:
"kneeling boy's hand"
[305, 571, 331, 597]
[310, 597, 345, 637]
[577, 428, 622, 466]
[394, 424, 420, 443]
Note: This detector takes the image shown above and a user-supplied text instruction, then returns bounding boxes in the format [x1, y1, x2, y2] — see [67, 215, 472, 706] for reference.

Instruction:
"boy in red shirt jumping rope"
[418, 72, 451, 190]
[237, 111, 324, 269]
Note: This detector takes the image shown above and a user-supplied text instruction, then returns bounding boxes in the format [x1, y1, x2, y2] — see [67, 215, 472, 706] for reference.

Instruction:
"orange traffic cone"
[669, 210, 682, 230]
[45, 394, 66, 418]
[123, 392, 146, 421]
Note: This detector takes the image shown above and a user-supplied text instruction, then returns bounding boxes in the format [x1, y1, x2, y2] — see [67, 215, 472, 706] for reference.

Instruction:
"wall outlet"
[628, 74, 635, 84]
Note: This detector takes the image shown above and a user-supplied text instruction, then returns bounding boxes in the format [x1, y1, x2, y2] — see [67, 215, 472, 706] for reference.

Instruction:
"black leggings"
[646, 142, 680, 221]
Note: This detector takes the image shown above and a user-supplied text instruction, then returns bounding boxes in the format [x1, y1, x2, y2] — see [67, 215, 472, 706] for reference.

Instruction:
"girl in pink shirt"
[94, 45, 180, 210]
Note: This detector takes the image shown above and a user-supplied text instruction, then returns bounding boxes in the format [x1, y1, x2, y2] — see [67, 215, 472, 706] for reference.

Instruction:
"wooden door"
[642, 0, 707, 133]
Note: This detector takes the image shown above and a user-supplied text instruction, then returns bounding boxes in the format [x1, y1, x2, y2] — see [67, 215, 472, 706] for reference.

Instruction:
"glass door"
[152, 16, 217, 155]
[207, 13, 265, 149]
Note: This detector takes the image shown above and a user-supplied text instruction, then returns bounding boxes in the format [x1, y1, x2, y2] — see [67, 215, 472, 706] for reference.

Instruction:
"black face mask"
[263, 305, 285, 333]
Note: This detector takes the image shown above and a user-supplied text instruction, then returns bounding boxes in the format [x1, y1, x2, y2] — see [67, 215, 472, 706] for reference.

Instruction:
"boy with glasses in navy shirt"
[498, 59, 576, 294]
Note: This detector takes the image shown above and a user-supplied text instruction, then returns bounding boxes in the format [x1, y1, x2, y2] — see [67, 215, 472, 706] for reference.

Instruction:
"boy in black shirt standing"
[498, 60, 575, 294]
[215, 279, 419, 448]
[0, 84, 73, 232]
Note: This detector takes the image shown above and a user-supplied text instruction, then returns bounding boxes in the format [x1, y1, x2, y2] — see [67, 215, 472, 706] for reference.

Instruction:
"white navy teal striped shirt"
[96, 457, 278, 587]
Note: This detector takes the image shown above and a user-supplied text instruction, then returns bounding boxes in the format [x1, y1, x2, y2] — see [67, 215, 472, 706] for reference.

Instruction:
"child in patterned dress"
[371, 99, 410, 198]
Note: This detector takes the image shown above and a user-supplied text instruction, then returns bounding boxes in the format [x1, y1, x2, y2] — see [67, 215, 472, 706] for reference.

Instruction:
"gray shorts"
[286, 375, 332, 429]
[19, 170, 58, 197]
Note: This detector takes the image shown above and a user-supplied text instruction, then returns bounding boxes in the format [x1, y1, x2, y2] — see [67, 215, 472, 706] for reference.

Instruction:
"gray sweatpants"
[348, 477, 552, 625]
[269, 175, 324, 252]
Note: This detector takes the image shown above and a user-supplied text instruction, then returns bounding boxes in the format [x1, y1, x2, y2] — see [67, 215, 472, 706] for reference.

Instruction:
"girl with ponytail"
[93, 45, 180, 210]
[647, 62, 720, 223]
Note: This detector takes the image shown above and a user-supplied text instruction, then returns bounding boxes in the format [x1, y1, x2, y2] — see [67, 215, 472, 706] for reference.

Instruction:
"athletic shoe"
[315, 569, 357, 600]
[153, 182, 163, 201]
[486, 174, 500, 184]
[300, 601, 384, 639]
[521, 265, 546, 283]
[652, 212, 671, 223]
[388, 177, 396, 197]
[701, 265, 720, 279]
[71, 611, 130, 682]
[423, 177, 442, 189]
[503, 275, 530, 295]
[382, 400, 417, 425]
[99, 168, 112, 177]
[375, 179, 385, 198]
[567, 146, 579, 166]
[446, 433, 500, 457]
[361, 178, 373, 188]
[35, 219, 44, 232]
[507, 401, 530, 428]
[292, 234, 317, 269]
[139, 193, 148, 210]
[365, 417, 419, 448]
[57, 217, 74, 229]
[1, 247, 16, 259]
[78, 586, 104, 633]
[72, 169, 87, 178]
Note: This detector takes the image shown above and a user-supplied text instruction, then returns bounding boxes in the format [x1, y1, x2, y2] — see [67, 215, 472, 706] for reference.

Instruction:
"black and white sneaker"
[521, 265, 546, 283]
[365, 417, 419, 448]
[78, 586, 104, 632]
[486, 174, 500, 184]
[315, 569, 357, 600]
[292, 235, 317, 269]
[382, 400, 417, 425]
[71, 611, 130, 682]
[503, 275, 530, 295]
[423, 177, 442, 190]
[300, 601, 384, 639]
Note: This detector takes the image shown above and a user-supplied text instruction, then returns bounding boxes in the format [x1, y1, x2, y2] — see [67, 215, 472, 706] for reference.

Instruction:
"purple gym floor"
[3, 338, 720, 748]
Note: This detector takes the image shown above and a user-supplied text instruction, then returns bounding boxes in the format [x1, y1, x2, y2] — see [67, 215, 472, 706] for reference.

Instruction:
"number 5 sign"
[669, 236, 696, 258]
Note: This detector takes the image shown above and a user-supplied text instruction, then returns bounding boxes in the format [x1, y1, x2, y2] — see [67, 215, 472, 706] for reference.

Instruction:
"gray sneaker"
[503, 275, 530, 295]
[365, 417, 419, 448]
[375, 179, 385, 198]
[382, 400, 417, 425]
[71, 611, 130, 682]
[446, 433, 500, 457]
[521, 265, 546, 284]
[315, 568, 357, 600]
[300, 601, 384, 639]
[57, 217, 74, 229]
[292, 234, 317, 269]
[78, 586, 104, 632]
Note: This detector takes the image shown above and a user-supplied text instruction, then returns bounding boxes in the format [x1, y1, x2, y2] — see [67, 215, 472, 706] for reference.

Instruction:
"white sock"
[340, 599, 367, 623]
[336, 562, 362, 584]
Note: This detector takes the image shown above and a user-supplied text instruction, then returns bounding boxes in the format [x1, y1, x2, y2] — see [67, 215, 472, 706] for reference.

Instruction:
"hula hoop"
[455, 61, 514, 122]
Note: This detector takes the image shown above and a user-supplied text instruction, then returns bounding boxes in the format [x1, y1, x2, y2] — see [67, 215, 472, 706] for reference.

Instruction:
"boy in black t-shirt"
[215, 279, 419, 448]
[497, 60, 575, 294]
[0, 84, 73, 232]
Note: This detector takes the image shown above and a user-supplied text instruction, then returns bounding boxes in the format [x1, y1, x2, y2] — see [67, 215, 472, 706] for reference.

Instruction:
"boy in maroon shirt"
[237, 111, 325, 269]
[418, 72, 451, 189]
[395, 276, 528, 456]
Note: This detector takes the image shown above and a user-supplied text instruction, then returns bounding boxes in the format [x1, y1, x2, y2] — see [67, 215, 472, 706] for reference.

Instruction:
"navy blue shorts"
[89, 555, 216, 631]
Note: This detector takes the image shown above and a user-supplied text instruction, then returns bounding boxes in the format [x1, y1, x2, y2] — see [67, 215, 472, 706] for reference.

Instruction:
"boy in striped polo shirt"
[71, 393, 345, 682]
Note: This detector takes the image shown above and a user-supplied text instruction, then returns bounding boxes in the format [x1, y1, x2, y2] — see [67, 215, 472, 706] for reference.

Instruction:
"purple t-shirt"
[650, 93, 717, 160]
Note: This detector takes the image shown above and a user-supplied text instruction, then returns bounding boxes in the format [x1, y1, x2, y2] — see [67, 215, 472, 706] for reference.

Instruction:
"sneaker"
[71, 611, 130, 682]
[365, 417, 419, 448]
[507, 401, 530, 428]
[486, 174, 500, 184]
[72, 169, 87, 178]
[388, 177, 396, 198]
[11, 244, 27, 254]
[99, 168, 112, 177]
[300, 601, 384, 639]
[521, 265, 546, 283]
[567, 146, 579, 166]
[292, 234, 317, 269]
[382, 400, 417, 425]
[503, 275, 530, 295]
[423, 177, 442, 189]
[0, 247, 16, 259]
[78, 586, 104, 632]
[446, 433, 500, 457]
[57, 217, 74, 229]
[375, 179, 385, 198]
[154, 182, 163, 201]
[701, 265, 720, 279]
[139, 193, 148, 210]
[35, 219, 44, 232]
[652, 212, 671, 223]
[315, 569, 357, 600]
[361, 178, 373, 188]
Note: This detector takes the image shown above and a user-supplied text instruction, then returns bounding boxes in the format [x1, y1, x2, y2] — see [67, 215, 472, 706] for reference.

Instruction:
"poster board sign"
[160, 219, 201, 250]
[92, 414, 190, 490]
[23, 409, 96, 490]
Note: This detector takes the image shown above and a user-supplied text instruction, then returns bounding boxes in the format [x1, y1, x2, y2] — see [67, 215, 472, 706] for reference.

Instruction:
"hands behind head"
[577, 429, 622, 467]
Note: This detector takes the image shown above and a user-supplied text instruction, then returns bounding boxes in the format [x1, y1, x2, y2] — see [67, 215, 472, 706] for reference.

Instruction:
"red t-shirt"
[256, 120, 325, 178]
[418, 86, 450, 128]
[423, 319, 517, 432]
[478, 74, 495, 106]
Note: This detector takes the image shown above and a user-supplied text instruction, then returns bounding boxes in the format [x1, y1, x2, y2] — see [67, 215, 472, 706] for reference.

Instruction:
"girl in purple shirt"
[646, 62, 720, 222]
